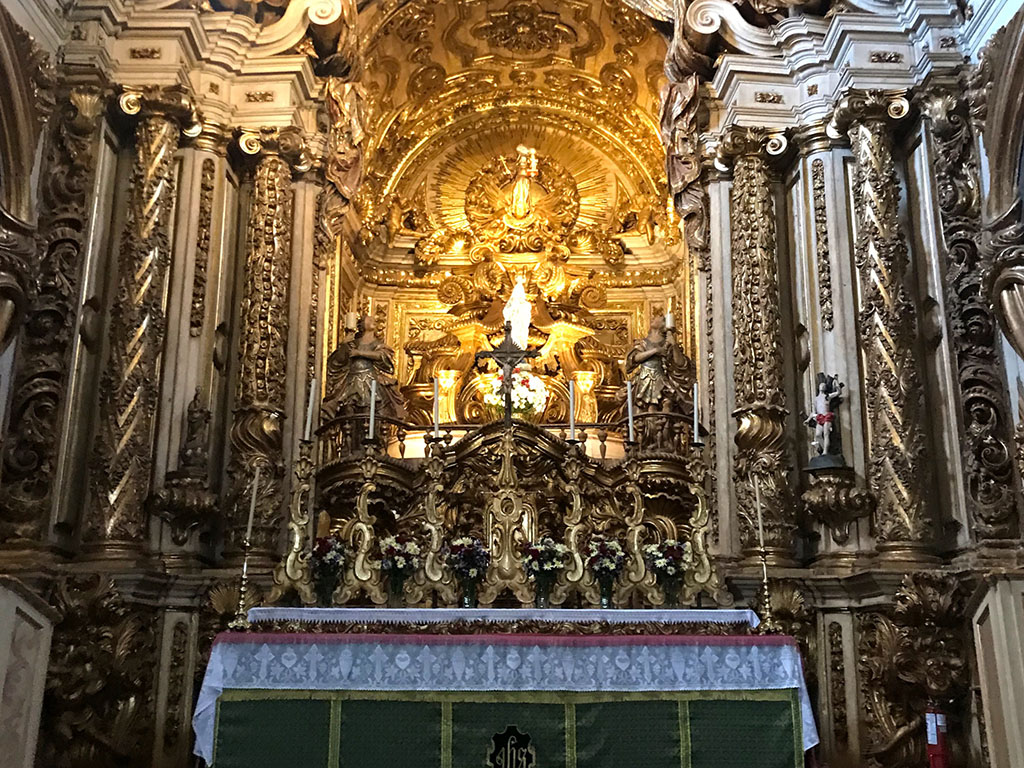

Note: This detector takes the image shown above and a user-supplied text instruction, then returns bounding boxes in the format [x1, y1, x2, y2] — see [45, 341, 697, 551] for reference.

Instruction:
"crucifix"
[476, 321, 540, 427]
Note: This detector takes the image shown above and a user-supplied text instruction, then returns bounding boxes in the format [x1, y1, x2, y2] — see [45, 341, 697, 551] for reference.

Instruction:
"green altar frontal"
[213, 689, 803, 768]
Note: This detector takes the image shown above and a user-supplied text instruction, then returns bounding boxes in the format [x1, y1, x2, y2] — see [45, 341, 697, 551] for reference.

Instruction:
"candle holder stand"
[228, 537, 253, 631]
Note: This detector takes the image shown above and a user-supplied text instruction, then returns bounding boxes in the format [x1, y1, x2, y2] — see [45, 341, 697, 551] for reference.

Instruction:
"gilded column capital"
[117, 84, 201, 136]
[792, 122, 839, 157]
[235, 126, 313, 174]
[192, 121, 232, 155]
[826, 88, 911, 138]
[713, 126, 789, 170]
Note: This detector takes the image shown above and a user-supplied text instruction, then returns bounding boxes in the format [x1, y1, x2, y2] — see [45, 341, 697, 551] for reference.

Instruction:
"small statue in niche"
[322, 313, 407, 421]
[806, 372, 845, 468]
[179, 387, 211, 473]
[624, 314, 694, 413]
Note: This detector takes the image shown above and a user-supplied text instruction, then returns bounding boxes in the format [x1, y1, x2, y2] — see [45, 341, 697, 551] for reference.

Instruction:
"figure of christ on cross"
[476, 321, 540, 427]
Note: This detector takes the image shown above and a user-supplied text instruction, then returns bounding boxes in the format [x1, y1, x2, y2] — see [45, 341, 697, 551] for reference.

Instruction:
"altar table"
[194, 609, 818, 767]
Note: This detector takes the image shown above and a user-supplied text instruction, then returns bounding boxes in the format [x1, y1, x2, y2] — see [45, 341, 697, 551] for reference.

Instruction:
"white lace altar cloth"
[247, 606, 761, 627]
[193, 629, 818, 761]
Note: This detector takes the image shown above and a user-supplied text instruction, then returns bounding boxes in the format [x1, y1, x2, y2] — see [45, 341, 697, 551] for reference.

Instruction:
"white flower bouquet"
[642, 539, 694, 581]
[378, 533, 422, 577]
[483, 367, 548, 419]
[522, 536, 571, 581]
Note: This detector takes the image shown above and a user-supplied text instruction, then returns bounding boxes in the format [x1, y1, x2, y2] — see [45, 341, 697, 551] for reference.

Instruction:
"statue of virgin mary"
[503, 276, 532, 350]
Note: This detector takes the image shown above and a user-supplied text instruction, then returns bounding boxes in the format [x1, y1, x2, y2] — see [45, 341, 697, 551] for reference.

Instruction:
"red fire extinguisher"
[925, 704, 950, 768]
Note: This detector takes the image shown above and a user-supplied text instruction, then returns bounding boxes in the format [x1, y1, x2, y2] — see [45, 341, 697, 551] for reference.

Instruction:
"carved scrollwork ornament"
[918, 87, 1020, 539]
[0, 87, 106, 542]
[801, 466, 875, 544]
[858, 573, 972, 768]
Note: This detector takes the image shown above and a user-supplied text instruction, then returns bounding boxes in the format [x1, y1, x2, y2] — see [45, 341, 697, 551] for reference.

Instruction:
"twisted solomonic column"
[228, 127, 311, 557]
[87, 86, 200, 551]
[717, 127, 797, 566]
[829, 90, 933, 561]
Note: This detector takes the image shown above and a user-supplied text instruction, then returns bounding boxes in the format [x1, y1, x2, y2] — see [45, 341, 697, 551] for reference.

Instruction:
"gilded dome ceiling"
[347, 0, 682, 278]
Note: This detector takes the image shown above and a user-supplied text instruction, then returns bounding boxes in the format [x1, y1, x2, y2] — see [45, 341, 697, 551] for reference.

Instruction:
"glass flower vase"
[313, 567, 339, 608]
[387, 572, 406, 608]
[459, 578, 479, 608]
[534, 575, 555, 608]
[597, 572, 616, 609]
[661, 576, 680, 609]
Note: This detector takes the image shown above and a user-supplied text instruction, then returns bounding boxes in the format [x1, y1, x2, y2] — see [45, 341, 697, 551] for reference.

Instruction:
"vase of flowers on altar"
[311, 534, 346, 607]
[522, 536, 571, 608]
[444, 536, 490, 608]
[378, 533, 422, 607]
[585, 534, 626, 609]
[642, 539, 693, 609]
[483, 367, 548, 422]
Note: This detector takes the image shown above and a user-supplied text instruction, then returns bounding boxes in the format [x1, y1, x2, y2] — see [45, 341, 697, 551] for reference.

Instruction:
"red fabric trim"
[214, 631, 796, 649]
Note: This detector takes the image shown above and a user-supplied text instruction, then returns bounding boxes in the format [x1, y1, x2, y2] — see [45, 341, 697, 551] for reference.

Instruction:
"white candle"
[692, 381, 699, 441]
[245, 464, 261, 544]
[303, 376, 318, 441]
[569, 379, 576, 441]
[368, 379, 377, 439]
[753, 472, 765, 551]
[345, 311, 358, 331]
[626, 380, 635, 443]
[665, 311, 674, 330]
[433, 377, 440, 438]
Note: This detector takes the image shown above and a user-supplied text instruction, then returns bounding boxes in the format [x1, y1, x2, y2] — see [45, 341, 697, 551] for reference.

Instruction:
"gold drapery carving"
[919, 89, 1019, 540]
[0, 88, 104, 543]
[89, 85, 199, 546]
[228, 127, 308, 554]
[830, 90, 932, 556]
[719, 127, 795, 563]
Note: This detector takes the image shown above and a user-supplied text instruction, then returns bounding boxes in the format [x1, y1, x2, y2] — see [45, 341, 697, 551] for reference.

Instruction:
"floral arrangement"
[312, 535, 346, 570]
[642, 539, 693, 581]
[584, 534, 626, 577]
[483, 367, 548, 417]
[310, 535, 346, 606]
[378, 532, 422, 576]
[522, 537, 571, 581]
[444, 536, 490, 582]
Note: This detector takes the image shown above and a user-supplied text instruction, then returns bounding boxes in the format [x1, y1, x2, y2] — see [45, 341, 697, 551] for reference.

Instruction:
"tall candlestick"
[245, 464, 261, 543]
[626, 380, 635, 443]
[753, 472, 765, 551]
[433, 377, 440, 438]
[368, 380, 377, 440]
[304, 376, 319, 441]
[692, 381, 699, 441]
[569, 379, 576, 441]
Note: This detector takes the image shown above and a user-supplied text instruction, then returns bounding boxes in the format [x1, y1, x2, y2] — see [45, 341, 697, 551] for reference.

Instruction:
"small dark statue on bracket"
[805, 372, 845, 469]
